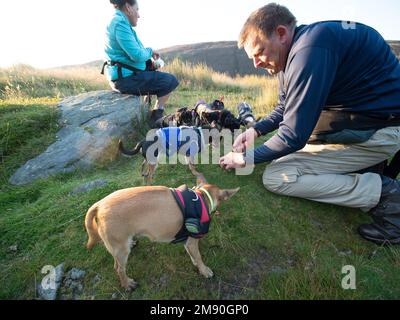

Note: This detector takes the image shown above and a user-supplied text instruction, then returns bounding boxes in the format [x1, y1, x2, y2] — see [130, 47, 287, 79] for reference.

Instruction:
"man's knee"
[262, 164, 298, 194]
[262, 165, 284, 193]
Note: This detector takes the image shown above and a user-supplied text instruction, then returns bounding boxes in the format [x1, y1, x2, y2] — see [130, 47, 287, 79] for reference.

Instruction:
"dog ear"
[177, 107, 188, 113]
[219, 188, 240, 201]
[196, 173, 208, 187]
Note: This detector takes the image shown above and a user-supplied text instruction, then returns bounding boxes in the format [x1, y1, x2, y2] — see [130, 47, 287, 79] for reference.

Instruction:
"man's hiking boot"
[358, 176, 400, 245]
[358, 223, 400, 245]
[149, 109, 165, 129]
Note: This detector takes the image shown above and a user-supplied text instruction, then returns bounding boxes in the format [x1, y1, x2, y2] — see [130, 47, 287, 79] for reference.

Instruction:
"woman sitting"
[103, 0, 179, 126]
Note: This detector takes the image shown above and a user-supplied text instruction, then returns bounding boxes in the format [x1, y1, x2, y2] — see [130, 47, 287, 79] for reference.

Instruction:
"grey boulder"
[9, 91, 143, 185]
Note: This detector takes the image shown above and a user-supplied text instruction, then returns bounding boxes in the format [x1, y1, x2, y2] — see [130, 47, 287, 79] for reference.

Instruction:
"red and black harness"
[170, 186, 212, 244]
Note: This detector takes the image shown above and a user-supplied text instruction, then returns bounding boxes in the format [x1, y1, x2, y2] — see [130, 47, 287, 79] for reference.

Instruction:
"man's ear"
[276, 25, 289, 43]
[219, 188, 240, 201]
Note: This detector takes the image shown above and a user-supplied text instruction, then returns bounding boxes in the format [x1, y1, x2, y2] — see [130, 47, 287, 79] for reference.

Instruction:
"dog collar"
[198, 187, 216, 213]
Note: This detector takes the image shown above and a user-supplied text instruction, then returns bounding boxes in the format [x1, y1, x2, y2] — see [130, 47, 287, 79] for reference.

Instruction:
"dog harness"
[170, 186, 214, 244]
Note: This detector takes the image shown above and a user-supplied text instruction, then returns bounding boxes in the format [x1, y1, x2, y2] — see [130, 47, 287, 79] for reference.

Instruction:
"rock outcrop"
[10, 91, 142, 185]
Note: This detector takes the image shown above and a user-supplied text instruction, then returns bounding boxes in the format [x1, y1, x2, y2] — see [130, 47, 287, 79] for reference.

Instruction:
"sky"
[0, 0, 399, 69]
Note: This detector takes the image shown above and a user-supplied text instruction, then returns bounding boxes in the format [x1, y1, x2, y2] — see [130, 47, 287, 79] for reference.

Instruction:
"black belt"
[309, 110, 400, 144]
[312, 110, 400, 135]
[101, 60, 156, 81]
[101, 60, 153, 104]
[101, 61, 143, 81]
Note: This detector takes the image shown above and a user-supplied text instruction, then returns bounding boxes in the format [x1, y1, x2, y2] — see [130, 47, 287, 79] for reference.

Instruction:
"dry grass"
[164, 59, 279, 115]
[1, 60, 279, 116]
[0, 64, 108, 100]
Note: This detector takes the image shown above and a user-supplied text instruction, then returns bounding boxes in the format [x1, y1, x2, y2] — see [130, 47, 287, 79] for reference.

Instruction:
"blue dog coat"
[156, 126, 205, 158]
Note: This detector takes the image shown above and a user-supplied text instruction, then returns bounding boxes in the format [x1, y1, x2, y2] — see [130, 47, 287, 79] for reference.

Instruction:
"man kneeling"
[220, 3, 400, 245]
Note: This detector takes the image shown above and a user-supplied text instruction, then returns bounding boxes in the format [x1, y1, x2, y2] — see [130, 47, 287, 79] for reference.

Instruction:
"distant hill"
[388, 41, 400, 59]
[159, 41, 268, 77]
[160, 41, 400, 76]
[70, 40, 400, 77]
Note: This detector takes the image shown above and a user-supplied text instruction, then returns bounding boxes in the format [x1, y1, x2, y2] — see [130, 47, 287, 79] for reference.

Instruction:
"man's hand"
[219, 152, 246, 170]
[232, 127, 259, 153]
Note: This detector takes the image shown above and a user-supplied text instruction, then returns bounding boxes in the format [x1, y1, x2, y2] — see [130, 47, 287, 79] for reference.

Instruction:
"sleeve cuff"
[243, 151, 254, 166]
[254, 122, 269, 137]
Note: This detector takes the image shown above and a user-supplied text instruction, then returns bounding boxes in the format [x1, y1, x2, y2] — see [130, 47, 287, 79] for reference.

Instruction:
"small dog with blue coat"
[119, 126, 219, 185]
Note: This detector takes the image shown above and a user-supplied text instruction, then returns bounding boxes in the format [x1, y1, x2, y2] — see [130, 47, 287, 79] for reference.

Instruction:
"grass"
[164, 59, 279, 116]
[0, 64, 108, 100]
[0, 61, 399, 300]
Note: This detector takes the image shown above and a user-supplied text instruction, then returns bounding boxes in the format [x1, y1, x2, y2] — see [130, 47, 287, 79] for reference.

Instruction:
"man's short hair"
[238, 3, 297, 48]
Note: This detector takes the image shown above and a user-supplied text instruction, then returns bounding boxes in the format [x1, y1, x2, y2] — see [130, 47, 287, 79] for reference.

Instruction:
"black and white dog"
[119, 126, 220, 185]
[152, 99, 256, 132]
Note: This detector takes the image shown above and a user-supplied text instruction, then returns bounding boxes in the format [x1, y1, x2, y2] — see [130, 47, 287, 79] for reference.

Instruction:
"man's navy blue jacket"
[252, 21, 400, 164]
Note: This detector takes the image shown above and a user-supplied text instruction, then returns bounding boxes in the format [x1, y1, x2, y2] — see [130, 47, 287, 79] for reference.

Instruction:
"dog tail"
[85, 205, 101, 250]
[118, 140, 143, 157]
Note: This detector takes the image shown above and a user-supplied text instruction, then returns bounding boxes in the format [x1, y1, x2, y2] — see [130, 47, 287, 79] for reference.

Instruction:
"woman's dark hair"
[110, 0, 136, 9]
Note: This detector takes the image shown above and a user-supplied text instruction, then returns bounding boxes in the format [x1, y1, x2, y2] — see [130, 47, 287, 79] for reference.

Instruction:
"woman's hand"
[152, 51, 160, 60]
[232, 127, 259, 153]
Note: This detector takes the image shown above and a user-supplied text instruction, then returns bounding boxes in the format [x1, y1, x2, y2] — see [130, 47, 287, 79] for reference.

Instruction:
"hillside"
[77, 40, 400, 77]
[159, 41, 268, 77]
[388, 41, 400, 59]
[160, 40, 400, 76]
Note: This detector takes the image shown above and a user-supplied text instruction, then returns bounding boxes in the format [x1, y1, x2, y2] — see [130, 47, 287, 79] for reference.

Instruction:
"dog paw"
[200, 267, 214, 279]
[123, 279, 139, 291]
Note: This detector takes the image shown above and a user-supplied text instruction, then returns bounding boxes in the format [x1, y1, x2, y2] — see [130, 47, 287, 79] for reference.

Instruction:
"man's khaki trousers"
[263, 126, 400, 211]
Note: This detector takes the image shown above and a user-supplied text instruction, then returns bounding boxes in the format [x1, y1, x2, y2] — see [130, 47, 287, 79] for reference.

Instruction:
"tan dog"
[84, 177, 240, 290]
